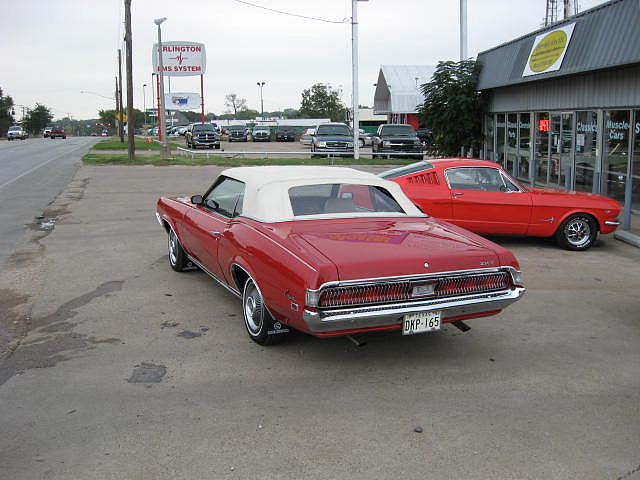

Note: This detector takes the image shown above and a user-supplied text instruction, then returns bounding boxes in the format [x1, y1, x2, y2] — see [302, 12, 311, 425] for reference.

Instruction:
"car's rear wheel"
[168, 228, 189, 271]
[555, 214, 597, 251]
[242, 278, 289, 345]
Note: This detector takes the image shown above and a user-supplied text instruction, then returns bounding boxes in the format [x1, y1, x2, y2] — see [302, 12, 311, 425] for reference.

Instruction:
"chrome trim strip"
[605, 220, 620, 226]
[306, 266, 521, 306]
[187, 255, 241, 298]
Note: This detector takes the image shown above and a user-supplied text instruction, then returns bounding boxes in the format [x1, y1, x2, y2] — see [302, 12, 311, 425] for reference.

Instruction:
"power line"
[229, 0, 348, 24]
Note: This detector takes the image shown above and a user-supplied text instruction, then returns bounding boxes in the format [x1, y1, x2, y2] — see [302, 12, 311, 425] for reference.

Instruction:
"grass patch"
[92, 138, 182, 150]
[82, 153, 414, 167]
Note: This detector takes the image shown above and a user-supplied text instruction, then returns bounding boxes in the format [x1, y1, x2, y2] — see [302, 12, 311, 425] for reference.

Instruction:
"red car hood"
[528, 187, 621, 209]
[289, 218, 505, 281]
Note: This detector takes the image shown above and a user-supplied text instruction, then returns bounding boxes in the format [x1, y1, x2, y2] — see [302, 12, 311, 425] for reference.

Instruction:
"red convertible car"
[382, 159, 621, 251]
[156, 166, 525, 345]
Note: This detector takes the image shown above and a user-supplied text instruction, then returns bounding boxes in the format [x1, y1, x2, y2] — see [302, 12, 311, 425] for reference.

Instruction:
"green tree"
[0, 87, 15, 136]
[299, 84, 346, 122]
[23, 104, 53, 135]
[418, 60, 486, 156]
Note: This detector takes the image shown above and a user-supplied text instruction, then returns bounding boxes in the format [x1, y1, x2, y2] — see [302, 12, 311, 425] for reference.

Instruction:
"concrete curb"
[614, 229, 640, 248]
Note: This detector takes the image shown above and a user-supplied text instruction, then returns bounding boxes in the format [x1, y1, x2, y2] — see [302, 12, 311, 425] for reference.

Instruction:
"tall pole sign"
[152, 40, 207, 126]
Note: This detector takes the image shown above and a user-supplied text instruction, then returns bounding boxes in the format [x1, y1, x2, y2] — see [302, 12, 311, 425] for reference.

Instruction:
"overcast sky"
[2, 0, 607, 121]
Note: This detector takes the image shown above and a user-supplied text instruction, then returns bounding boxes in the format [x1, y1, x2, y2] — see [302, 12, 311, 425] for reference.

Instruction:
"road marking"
[0, 143, 85, 191]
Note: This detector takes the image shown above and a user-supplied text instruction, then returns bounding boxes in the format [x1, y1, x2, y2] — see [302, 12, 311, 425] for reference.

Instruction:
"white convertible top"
[220, 166, 426, 222]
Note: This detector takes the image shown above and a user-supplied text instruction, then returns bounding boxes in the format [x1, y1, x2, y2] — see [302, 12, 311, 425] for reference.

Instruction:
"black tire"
[215, 144, 221, 149]
[168, 228, 189, 271]
[555, 214, 598, 251]
[242, 278, 290, 345]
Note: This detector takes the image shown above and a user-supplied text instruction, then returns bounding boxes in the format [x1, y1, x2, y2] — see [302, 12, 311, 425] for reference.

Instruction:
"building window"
[574, 111, 598, 193]
[518, 113, 531, 181]
[602, 110, 630, 203]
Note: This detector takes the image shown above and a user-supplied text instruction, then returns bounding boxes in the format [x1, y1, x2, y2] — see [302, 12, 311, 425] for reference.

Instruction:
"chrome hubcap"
[566, 218, 591, 247]
[168, 231, 178, 265]
[244, 284, 263, 334]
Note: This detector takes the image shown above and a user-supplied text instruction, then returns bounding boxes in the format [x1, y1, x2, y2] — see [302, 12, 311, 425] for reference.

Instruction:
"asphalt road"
[0, 136, 99, 259]
[0, 164, 638, 480]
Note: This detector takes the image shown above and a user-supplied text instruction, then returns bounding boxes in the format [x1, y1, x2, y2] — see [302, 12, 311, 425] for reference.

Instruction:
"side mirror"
[191, 195, 203, 205]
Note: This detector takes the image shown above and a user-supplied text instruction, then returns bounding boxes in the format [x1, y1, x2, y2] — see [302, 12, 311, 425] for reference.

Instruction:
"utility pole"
[124, 0, 135, 161]
[351, 0, 360, 160]
[118, 48, 124, 143]
[115, 76, 120, 136]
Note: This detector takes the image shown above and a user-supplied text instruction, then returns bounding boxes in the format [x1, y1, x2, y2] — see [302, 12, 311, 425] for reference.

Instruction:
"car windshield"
[193, 125, 214, 132]
[316, 125, 351, 136]
[9, 126, 21, 131]
[380, 125, 414, 136]
[253, 128, 269, 133]
[230, 126, 244, 131]
[288, 183, 404, 216]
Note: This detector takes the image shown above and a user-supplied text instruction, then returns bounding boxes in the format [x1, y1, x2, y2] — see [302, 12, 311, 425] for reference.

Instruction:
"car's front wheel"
[168, 228, 189, 271]
[242, 278, 289, 345]
[555, 214, 597, 251]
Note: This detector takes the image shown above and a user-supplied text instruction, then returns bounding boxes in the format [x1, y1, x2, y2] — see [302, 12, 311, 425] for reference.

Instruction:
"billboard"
[164, 93, 201, 111]
[152, 41, 206, 76]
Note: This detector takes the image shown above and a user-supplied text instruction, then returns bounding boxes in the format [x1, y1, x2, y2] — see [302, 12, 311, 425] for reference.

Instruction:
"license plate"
[402, 311, 442, 335]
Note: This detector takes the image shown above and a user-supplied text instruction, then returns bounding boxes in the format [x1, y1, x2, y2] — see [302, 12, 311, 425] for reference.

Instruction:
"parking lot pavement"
[1, 165, 639, 480]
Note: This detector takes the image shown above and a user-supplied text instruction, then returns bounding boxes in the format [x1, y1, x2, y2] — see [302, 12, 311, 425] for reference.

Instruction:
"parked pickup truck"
[371, 124, 422, 158]
[185, 123, 220, 149]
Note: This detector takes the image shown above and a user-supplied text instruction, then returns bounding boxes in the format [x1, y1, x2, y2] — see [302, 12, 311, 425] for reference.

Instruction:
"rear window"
[379, 161, 435, 179]
[288, 183, 404, 216]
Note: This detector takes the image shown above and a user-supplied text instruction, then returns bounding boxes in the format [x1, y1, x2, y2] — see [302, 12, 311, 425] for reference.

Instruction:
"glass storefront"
[575, 111, 598, 193]
[485, 107, 639, 233]
[506, 113, 518, 175]
[534, 112, 550, 185]
[496, 114, 506, 165]
[633, 110, 640, 214]
[602, 110, 631, 204]
[518, 113, 531, 181]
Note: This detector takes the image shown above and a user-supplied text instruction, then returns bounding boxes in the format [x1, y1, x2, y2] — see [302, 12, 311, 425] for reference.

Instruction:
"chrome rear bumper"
[302, 287, 525, 333]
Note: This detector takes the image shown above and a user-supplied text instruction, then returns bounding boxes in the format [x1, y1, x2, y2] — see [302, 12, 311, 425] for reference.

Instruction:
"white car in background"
[7, 125, 27, 140]
[299, 128, 315, 145]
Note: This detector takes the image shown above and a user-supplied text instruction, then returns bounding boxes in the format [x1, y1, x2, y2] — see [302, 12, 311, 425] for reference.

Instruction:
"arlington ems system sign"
[523, 24, 575, 77]
[152, 41, 206, 76]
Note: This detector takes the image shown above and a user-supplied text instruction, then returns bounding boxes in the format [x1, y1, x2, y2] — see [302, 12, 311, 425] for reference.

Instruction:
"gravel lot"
[0, 164, 638, 480]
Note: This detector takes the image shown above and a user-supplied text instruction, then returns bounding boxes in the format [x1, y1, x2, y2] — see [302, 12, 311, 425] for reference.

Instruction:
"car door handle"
[209, 231, 221, 237]
[452, 192, 464, 197]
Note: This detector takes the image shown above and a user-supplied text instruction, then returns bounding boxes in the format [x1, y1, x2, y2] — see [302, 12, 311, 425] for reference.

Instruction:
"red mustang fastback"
[382, 159, 621, 251]
[156, 166, 525, 345]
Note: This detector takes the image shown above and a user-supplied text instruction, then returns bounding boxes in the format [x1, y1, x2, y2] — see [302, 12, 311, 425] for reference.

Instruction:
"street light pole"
[155, 17, 168, 158]
[257, 81, 265, 118]
[142, 84, 147, 125]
